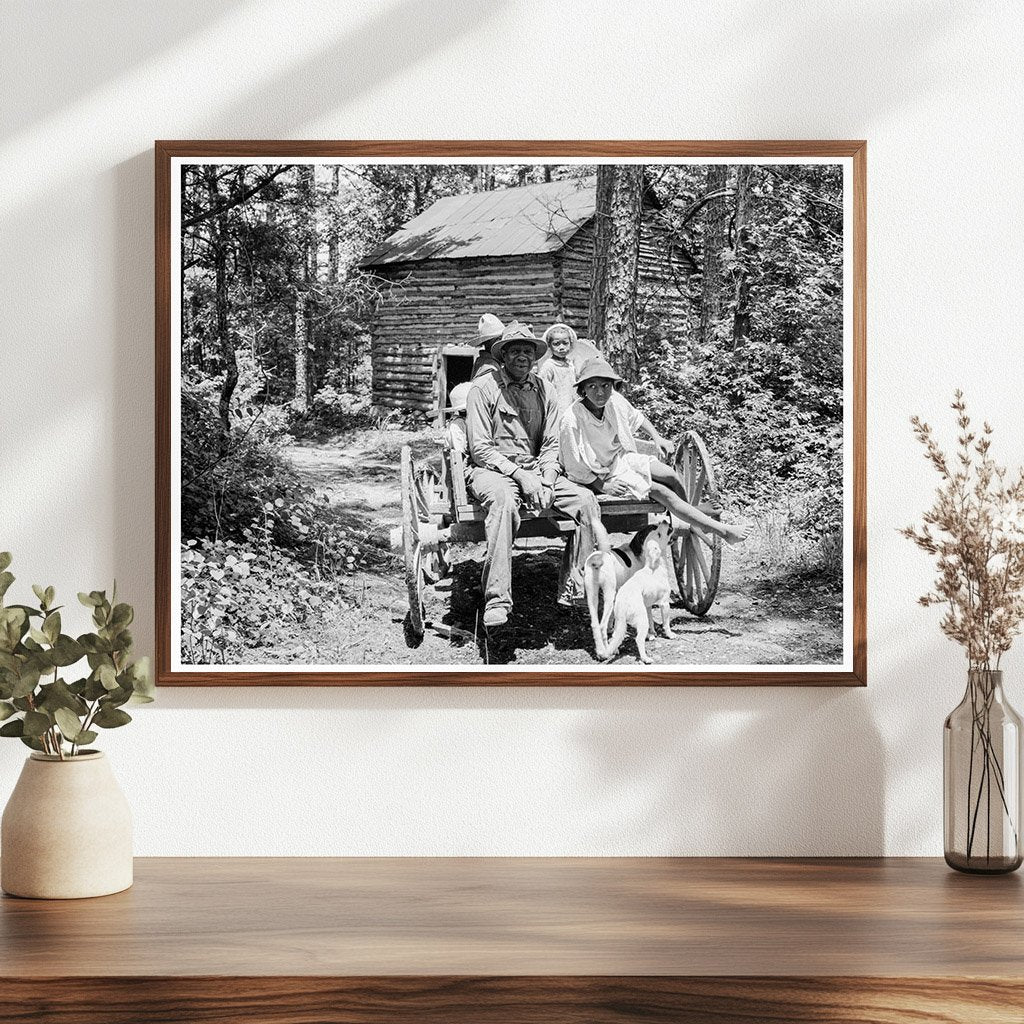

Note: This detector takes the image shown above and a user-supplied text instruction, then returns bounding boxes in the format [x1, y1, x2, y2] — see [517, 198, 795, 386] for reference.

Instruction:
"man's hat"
[444, 381, 474, 414]
[492, 321, 547, 361]
[575, 356, 623, 389]
[477, 313, 505, 344]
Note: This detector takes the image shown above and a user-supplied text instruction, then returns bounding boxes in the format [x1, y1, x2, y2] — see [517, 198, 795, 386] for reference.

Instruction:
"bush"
[180, 538, 331, 663]
[631, 332, 842, 565]
[181, 374, 337, 564]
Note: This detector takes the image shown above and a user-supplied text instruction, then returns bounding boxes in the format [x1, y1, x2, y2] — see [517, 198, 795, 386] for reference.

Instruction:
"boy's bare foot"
[721, 521, 752, 545]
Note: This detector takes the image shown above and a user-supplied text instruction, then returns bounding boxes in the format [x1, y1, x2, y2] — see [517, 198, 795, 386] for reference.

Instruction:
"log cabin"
[359, 176, 689, 421]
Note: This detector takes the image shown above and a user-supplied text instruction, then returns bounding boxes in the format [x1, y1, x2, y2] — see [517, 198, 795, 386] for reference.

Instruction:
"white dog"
[584, 521, 674, 660]
[602, 526, 676, 664]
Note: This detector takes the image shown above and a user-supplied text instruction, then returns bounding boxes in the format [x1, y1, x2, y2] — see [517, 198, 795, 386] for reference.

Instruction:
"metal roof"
[360, 177, 598, 267]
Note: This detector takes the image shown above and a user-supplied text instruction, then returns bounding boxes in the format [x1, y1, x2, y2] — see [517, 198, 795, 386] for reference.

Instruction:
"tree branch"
[181, 166, 290, 229]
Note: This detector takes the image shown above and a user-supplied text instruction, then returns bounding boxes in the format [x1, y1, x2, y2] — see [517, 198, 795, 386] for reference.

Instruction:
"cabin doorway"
[436, 344, 478, 424]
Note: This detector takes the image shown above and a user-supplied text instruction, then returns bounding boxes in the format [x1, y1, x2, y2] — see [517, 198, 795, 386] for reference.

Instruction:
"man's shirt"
[466, 367, 561, 484]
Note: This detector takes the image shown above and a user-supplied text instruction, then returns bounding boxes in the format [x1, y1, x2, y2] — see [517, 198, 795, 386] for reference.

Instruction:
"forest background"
[177, 161, 844, 665]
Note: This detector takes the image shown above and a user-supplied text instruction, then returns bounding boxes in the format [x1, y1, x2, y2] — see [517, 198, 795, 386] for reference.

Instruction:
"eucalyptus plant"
[0, 553, 153, 759]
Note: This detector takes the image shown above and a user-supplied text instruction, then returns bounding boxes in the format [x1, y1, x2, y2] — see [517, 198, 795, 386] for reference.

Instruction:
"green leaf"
[0, 700, 15, 721]
[104, 685, 132, 709]
[98, 664, 118, 691]
[0, 718, 25, 737]
[11, 666, 41, 699]
[42, 611, 60, 644]
[36, 678, 88, 717]
[110, 604, 134, 629]
[7, 604, 42, 619]
[0, 606, 27, 651]
[0, 572, 14, 601]
[0, 552, 11, 573]
[54, 707, 85, 742]
[77, 634, 102, 654]
[22, 710, 51, 738]
[83, 675, 107, 701]
[28, 627, 49, 646]
[92, 705, 132, 729]
[74, 730, 98, 746]
[78, 592, 100, 608]
[19, 734, 45, 752]
[32, 584, 47, 607]
[44, 586, 55, 608]
[50, 635, 85, 667]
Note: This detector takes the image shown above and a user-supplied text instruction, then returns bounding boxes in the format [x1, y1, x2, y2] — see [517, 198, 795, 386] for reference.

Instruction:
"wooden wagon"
[392, 432, 726, 641]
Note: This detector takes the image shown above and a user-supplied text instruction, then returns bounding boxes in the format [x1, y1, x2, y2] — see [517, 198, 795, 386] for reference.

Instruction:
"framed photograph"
[156, 141, 865, 686]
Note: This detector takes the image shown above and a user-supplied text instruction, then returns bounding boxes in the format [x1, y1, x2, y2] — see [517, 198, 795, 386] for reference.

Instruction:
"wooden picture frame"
[156, 140, 866, 686]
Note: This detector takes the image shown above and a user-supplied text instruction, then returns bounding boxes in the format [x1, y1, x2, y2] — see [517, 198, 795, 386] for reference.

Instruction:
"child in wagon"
[559, 357, 751, 546]
[537, 322, 602, 420]
[443, 381, 474, 456]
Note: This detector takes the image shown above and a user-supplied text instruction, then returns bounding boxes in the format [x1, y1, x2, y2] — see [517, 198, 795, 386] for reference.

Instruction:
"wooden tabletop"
[1, 856, 1021, 975]
[2, 857, 1023, 1023]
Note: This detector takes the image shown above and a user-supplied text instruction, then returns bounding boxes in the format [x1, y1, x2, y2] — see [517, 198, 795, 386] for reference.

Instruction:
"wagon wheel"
[401, 446, 427, 640]
[670, 430, 723, 617]
[414, 464, 450, 584]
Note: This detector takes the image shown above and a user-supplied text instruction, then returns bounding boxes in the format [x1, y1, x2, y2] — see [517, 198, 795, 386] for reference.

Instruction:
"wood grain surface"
[2, 857, 1021, 1022]
[155, 139, 867, 688]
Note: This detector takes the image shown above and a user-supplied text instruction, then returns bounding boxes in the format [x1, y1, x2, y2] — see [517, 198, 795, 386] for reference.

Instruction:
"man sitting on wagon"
[465, 321, 610, 629]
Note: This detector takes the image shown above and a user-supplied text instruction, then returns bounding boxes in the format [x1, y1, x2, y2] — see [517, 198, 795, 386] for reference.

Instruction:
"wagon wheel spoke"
[691, 464, 707, 505]
[414, 463, 450, 584]
[690, 535, 711, 585]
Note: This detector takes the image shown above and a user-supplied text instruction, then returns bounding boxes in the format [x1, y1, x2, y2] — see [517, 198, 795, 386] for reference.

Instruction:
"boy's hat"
[445, 381, 474, 414]
[492, 321, 546, 361]
[542, 322, 578, 348]
[575, 356, 623, 390]
[477, 313, 505, 344]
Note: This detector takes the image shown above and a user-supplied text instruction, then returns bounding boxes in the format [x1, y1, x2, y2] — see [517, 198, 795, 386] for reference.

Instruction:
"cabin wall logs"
[368, 256, 560, 412]
[368, 222, 690, 414]
[558, 219, 690, 349]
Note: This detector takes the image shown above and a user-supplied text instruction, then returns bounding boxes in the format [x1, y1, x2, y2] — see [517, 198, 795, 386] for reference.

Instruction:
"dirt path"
[281, 431, 843, 669]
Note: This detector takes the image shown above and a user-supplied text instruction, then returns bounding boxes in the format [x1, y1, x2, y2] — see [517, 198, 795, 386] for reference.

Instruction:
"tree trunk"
[203, 167, 236, 434]
[327, 165, 340, 285]
[296, 166, 317, 405]
[700, 165, 729, 346]
[588, 165, 643, 382]
[731, 165, 753, 350]
[294, 290, 309, 414]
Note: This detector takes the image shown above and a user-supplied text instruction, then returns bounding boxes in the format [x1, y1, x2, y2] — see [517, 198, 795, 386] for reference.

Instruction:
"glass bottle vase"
[944, 669, 1023, 873]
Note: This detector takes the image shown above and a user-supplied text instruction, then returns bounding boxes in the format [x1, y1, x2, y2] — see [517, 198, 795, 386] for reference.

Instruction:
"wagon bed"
[394, 432, 725, 641]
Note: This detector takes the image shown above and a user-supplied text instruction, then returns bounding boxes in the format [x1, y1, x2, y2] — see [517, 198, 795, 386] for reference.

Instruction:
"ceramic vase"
[1, 751, 133, 898]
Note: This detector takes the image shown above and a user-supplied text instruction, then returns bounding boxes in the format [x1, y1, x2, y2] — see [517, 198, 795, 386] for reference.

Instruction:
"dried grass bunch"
[902, 391, 1024, 670]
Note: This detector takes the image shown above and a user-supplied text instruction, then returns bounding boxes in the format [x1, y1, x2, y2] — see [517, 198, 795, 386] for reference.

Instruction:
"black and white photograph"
[164, 148, 860, 680]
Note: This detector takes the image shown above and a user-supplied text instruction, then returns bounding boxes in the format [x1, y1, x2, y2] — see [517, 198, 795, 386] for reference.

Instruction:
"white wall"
[2, 0, 1022, 855]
